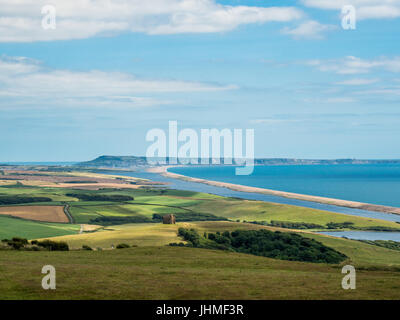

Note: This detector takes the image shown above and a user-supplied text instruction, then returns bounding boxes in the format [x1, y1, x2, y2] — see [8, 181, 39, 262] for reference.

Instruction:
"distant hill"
[77, 155, 400, 168]
[77, 156, 148, 168]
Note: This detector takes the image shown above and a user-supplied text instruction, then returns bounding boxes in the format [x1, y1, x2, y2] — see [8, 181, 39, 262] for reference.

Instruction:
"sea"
[169, 164, 400, 208]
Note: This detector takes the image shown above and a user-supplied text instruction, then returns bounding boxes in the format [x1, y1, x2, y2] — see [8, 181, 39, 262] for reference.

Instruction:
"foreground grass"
[1, 246, 399, 300]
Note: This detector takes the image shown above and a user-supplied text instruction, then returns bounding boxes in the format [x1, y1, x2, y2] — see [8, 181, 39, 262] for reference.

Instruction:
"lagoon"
[319, 231, 400, 241]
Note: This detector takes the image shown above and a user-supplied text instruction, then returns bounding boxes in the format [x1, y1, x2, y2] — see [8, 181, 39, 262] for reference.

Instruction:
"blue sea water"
[169, 164, 400, 208]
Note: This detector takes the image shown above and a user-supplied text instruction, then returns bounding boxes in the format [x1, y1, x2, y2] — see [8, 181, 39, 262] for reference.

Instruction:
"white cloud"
[251, 118, 301, 125]
[281, 20, 336, 39]
[0, 0, 303, 42]
[302, 97, 356, 104]
[301, 0, 400, 20]
[306, 56, 400, 74]
[358, 5, 400, 19]
[335, 78, 380, 85]
[354, 87, 400, 96]
[0, 56, 237, 108]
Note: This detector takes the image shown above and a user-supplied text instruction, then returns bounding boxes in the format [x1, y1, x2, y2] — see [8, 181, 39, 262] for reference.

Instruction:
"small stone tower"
[162, 214, 176, 224]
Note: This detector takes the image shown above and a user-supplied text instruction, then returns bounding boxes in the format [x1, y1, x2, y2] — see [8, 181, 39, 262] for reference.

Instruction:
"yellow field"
[44, 223, 184, 249]
[81, 224, 102, 232]
[0, 205, 68, 223]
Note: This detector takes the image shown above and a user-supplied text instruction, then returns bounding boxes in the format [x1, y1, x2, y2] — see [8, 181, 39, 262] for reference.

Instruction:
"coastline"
[147, 166, 400, 216]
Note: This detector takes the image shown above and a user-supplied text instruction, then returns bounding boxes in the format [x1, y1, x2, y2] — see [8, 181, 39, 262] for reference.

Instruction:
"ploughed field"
[1, 168, 400, 299]
[0, 205, 68, 223]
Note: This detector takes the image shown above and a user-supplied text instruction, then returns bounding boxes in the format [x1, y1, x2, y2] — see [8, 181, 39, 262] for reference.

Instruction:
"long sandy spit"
[147, 166, 400, 216]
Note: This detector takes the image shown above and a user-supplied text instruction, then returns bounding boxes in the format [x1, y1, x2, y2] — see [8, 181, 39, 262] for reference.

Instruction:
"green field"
[0, 216, 80, 240]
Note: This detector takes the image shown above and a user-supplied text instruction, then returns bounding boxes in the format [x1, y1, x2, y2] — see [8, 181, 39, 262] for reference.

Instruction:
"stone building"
[162, 214, 176, 224]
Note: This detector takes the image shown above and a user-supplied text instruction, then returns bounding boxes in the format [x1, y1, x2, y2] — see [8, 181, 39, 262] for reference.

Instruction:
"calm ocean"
[169, 164, 400, 208]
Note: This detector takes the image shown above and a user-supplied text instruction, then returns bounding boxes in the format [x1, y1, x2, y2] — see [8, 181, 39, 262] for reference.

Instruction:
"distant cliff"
[77, 156, 400, 168]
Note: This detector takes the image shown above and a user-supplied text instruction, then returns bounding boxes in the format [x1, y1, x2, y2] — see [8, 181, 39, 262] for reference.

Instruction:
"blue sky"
[1, 0, 400, 161]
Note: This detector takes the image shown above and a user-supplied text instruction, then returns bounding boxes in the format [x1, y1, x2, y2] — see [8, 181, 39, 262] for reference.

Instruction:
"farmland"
[1, 168, 400, 300]
[2, 182, 398, 229]
[1, 169, 400, 243]
[0, 205, 68, 223]
[1, 182, 399, 240]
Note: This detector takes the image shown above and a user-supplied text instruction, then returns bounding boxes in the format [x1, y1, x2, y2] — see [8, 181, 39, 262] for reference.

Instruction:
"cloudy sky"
[1, 0, 400, 161]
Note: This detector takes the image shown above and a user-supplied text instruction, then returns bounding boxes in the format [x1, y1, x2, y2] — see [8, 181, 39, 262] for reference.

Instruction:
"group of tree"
[359, 239, 400, 251]
[89, 215, 151, 226]
[248, 220, 400, 232]
[64, 180, 98, 184]
[1, 238, 69, 251]
[116, 243, 131, 249]
[260, 220, 324, 230]
[177, 228, 201, 247]
[0, 196, 52, 205]
[326, 222, 354, 229]
[152, 212, 227, 222]
[66, 193, 133, 202]
[31, 239, 69, 251]
[173, 228, 347, 264]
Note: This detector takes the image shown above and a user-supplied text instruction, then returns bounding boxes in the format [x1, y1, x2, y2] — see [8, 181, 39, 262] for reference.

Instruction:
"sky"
[1, 0, 400, 161]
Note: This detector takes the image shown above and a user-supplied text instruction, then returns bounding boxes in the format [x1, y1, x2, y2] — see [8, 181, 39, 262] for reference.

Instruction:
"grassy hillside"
[1, 246, 400, 300]
[187, 197, 400, 228]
